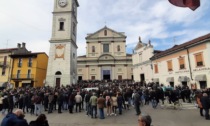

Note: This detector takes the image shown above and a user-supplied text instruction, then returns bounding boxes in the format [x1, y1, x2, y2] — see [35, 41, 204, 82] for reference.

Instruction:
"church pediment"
[134, 42, 147, 50]
[98, 54, 115, 61]
[86, 26, 126, 39]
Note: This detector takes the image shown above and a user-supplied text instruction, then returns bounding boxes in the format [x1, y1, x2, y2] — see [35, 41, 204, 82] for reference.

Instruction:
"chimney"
[139, 36, 142, 43]
[22, 42, 26, 48]
[17, 43, 21, 48]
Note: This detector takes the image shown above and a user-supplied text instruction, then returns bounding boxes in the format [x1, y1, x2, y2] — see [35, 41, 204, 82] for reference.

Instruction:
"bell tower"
[46, 0, 79, 87]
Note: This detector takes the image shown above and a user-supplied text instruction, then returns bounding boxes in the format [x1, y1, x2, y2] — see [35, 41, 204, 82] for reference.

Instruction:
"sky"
[0, 0, 210, 56]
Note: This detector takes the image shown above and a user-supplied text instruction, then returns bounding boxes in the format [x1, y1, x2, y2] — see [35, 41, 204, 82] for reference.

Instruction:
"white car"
[83, 87, 99, 92]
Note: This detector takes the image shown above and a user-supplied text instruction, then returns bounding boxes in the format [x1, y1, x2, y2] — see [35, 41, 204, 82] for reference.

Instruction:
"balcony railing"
[11, 74, 34, 79]
[0, 62, 9, 67]
[28, 62, 32, 67]
[17, 63, 22, 67]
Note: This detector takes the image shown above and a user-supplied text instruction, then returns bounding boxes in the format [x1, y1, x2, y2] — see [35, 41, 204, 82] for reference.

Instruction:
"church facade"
[77, 26, 133, 81]
[46, 0, 79, 87]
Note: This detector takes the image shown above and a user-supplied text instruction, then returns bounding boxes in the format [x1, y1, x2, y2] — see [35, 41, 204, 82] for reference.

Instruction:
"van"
[83, 87, 99, 92]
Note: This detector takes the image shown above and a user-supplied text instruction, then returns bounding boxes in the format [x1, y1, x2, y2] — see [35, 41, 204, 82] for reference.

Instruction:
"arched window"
[104, 30, 107, 36]
[55, 71, 62, 75]
[92, 46, 95, 53]
[117, 45, 120, 52]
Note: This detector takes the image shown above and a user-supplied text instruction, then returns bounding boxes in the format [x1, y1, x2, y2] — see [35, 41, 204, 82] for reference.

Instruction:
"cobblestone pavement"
[0, 103, 209, 126]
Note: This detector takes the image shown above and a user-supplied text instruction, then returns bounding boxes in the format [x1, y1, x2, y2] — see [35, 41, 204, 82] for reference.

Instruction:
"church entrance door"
[103, 70, 111, 80]
[56, 78, 61, 87]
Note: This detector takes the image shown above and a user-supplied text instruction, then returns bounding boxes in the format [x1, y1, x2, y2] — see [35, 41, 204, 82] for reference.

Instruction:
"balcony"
[11, 74, 34, 80]
[0, 62, 9, 68]
[28, 62, 32, 67]
[17, 63, 22, 67]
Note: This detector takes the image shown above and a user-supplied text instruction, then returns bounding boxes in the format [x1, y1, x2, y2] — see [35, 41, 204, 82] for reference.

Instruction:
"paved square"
[1, 104, 209, 126]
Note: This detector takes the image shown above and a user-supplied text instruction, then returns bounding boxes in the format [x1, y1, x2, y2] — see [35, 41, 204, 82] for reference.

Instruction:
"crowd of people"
[0, 80, 210, 125]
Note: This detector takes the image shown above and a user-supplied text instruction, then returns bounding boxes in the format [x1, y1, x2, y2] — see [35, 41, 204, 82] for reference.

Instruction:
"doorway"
[182, 81, 187, 87]
[118, 75, 122, 80]
[15, 81, 19, 88]
[56, 78, 61, 87]
[103, 75, 110, 80]
[78, 76, 82, 81]
[140, 74, 145, 82]
[103, 70, 110, 80]
[169, 82, 174, 87]
[199, 81, 207, 89]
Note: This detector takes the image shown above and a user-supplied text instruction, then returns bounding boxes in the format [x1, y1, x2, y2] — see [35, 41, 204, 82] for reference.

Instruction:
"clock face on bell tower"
[58, 0, 68, 7]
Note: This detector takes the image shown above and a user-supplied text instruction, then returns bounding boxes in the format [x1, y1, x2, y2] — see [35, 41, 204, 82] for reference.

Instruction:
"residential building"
[150, 33, 210, 89]
[0, 48, 18, 87]
[77, 26, 133, 81]
[10, 43, 48, 87]
[46, 0, 79, 87]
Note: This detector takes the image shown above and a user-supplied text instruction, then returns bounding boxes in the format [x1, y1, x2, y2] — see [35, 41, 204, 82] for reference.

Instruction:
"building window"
[195, 53, 204, 67]
[17, 70, 21, 78]
[117, 45, 120, 52]
[179, 58, 185, 69]
[103, 44, 109, 53]
[154, 64, 158, 73]
[28, 57, 32, 67]
[59, 22, 64, 30]
[73, 53, 75, 59]
[18, 58, 22, 67]
[104, 30, 107, 36]
[92, 46, 95, 53]
[27, 69, 31, 78]
[167, 60, 173, 71]
[1, 56, 7, 75]
[91, 76, 95, 80]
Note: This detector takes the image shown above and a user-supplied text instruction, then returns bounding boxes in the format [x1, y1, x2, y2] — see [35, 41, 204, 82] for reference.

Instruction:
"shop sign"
[175, 70, 189, 74]
[193, 67, 210, 72]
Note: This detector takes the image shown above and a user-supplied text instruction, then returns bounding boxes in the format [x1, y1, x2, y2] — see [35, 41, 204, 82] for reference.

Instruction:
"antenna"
[6, 39, 9, 49]
[173, 36, 176, 45]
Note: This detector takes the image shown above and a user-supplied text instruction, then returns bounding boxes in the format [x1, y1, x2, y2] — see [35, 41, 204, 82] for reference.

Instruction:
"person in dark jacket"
[84, 91, 91, 115]
[57, 92, 64, 113]
[117, 92, 124, 115]
[201, 93, 210, 120]
[68, 93, 75, 113]
[8, 93, 14, 113]
[2, 95, 9, 115]
[29, 114, 49, 126]
[1, 109, 28, 126]
[133, 90, 141, 115]
[44, 93, 49, 112]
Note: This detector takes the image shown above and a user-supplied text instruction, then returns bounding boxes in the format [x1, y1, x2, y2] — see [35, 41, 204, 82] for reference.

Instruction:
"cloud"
[0, 0, 210, 56]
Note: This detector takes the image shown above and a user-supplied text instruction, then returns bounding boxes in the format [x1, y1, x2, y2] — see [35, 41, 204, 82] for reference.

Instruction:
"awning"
[195, 74, 206, 81]
[22, 80, 31, 83]
[153, 78, 159, 83]
[166, 77, 174, 82]
[178, 76, 190, 82]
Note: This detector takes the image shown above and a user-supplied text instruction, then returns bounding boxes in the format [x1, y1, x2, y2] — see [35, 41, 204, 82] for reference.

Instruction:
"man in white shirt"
[75, 92, 82, 112]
